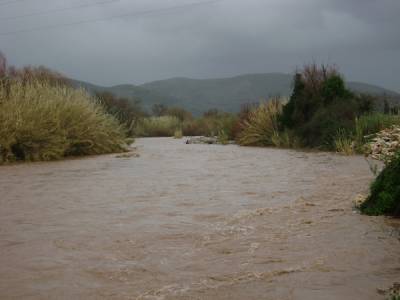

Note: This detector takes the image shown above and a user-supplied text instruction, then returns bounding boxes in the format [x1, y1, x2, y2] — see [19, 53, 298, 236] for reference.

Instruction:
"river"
[0, 138, 399, 299]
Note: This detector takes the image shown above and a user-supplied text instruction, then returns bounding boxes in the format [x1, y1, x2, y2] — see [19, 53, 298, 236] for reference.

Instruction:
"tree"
[383, 98, 390, 114]
[152, 103, 168, 117]
[280, 64, 360, 148]
[166, 107, 192, 121]
[0, 51, 6, 78]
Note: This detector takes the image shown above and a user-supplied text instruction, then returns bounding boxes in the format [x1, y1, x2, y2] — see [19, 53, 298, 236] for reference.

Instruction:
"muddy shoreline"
[0, 138, 399, 299]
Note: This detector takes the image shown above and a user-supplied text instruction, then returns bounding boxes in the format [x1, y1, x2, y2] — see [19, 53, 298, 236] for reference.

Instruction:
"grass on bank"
[134, 116, 181, 137]
[237, 100, 282, 146]
[334, 128, 355, 155]
[355, 113, 400, 146]
[134, 108, 239, 141]
[0, 79, 127, 163]
[333, 113, 400, 155]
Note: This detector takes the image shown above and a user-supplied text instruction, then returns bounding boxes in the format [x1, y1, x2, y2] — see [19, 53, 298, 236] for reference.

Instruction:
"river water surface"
[0, 138, 399, 299]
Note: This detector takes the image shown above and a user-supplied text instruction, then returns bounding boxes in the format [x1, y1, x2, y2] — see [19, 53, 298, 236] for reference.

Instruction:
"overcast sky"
[0, 0, 399, 91]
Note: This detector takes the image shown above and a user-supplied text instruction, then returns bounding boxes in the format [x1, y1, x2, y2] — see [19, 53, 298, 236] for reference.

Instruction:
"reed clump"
[355, 113, 400, 147]
[174, 128, 183, 139]
[334, 129, 355, 155]
[0, 79, 127, 163]
[237, 99, 284, 147]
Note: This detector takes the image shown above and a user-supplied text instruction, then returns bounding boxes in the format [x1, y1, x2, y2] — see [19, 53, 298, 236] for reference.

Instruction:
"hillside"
[71, 74, 400, 115]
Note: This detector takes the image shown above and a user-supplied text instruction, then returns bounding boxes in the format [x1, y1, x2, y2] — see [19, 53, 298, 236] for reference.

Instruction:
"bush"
[134, 116, 181, 137]
[300, 100, 358, 148]
[280, 64, 375, 149]
[0, 80, 127, 163]
[361, 151, 400, 216]
[237, 99, 283, 146]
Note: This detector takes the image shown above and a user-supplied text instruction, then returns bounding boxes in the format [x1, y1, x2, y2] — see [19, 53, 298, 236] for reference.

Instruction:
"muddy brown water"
[0, 138, 399, 300]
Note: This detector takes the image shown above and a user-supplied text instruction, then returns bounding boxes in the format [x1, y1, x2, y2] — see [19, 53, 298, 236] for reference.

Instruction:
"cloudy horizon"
[0, 0, 399, 91]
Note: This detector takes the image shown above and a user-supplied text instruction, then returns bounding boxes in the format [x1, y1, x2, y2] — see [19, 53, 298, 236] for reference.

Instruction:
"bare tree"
[0, 51, 6, 77]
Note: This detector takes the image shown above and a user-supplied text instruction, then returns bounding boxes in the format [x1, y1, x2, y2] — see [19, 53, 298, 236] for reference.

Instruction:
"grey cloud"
[0, 0, 398, 91]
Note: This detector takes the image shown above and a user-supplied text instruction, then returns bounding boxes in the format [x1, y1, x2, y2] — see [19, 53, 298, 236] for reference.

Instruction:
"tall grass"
[0, 80, 127, 163]
[355, 113, 400, 146]
[134, 116, 181, 137]
[332, 113, 400, 155]
[174, 128, 183, 139]
[334, 129, 355, 155]
[237, 99, 284, 146]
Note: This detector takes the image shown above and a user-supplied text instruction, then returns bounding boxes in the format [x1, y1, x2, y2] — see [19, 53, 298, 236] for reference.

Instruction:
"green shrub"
[280, 64, 376, 149]
[237, 99, 283, 146]
[134, 116, 181, 137]
[0, 80, 127, 163]
[361, 151, 400, 216]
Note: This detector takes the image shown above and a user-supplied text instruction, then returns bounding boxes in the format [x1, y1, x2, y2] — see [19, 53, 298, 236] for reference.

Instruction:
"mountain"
[70, 80, 178, 108]
[70, 73, 400, 115]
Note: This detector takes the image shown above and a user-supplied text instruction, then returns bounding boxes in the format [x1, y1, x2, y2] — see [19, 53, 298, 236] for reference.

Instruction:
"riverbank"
[0, 138, 398, 299]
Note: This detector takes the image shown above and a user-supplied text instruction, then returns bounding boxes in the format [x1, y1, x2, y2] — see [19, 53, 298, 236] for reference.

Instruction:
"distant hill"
[70, 73, 400, 115]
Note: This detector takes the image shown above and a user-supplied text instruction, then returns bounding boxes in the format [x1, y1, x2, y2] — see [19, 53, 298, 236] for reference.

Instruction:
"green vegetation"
[0, 53, 128, 164]
[134, 106, 238, 140]
[134, 116, 181, 137]
[354, 113, 400, 147]
[95, 91, 147, 136]
[280, 65, 374, 149]
[0, 80, 127, 163]
[237, 100, 283, 147]
[217, 130, 229, 145]
[132, 65, 399, 155]
[361, 151, 400, 216]
[334, 129, 355, 155]
[174, 129, 183, 139]
[331, 113, 400, 155]
[193, 110, 238, 140]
